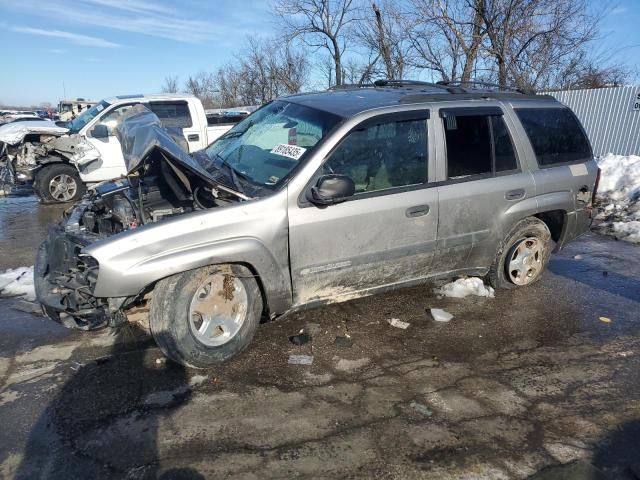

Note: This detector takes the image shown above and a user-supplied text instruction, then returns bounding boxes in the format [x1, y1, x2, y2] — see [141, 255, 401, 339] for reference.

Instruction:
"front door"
[288, 111, 438, 306]
[82, 104, 135, 182]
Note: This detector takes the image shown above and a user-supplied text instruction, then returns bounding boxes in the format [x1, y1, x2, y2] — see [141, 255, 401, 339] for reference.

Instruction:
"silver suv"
[35, 81, 599, 367]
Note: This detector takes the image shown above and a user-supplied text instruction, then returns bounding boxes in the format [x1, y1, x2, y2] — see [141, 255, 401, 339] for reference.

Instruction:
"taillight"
[592, 167, 601, 205]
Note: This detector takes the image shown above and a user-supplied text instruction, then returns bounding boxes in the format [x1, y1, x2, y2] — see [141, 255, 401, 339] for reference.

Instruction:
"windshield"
[68, 100, 109, 133]
[203, 100, 342, 189]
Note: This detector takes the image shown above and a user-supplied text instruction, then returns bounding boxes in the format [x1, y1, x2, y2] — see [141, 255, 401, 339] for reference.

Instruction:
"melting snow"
[595, 154, 640, 243]
[0, 266, 36, 301]
[435, 277, 495, 299]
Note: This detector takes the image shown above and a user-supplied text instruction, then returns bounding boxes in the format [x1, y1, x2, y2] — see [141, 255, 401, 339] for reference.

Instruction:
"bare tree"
[273, 0, 359, 86]
[355, 1, 412, 80]
[161, 76, 179, 93]
[183, 72, 217, 108]
[477, 0, 600, 90]
[407, 0, 485, 82]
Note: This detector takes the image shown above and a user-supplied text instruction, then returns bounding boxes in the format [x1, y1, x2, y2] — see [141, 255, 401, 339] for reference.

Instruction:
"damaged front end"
[0, 122, 70, 189]
[35, 105, 248, 330]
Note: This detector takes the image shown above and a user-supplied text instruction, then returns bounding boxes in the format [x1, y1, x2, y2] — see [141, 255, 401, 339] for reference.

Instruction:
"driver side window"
[323, 115, 428, 194]
[96, 104, 135, 136]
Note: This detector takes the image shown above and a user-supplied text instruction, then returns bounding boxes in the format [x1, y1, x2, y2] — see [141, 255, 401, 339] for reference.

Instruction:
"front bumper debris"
[34, 226, 111, 330]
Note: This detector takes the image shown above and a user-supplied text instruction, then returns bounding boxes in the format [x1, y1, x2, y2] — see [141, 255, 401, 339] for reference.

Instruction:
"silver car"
[35, 81, 599, 367]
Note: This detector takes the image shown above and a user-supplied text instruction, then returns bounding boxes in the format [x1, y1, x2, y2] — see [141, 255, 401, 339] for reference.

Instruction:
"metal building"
[544, 86, 640, 157]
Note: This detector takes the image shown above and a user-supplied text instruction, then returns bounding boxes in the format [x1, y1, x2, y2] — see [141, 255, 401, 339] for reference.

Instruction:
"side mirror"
[91, 124, 109, 139]
[307, 174, 355, 206]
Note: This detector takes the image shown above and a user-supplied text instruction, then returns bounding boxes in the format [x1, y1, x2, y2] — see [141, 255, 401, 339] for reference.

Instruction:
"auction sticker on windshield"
[271, 143, 306, 160]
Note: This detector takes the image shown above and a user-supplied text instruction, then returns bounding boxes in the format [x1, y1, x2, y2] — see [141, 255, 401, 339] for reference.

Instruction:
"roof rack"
[373, 79, 447, 89]
[436, 80, 535, 95]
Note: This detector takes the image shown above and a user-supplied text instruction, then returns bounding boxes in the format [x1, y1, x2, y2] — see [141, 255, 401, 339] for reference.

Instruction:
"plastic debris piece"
[289, 332, 312, 345]
[305, 322, 322, 336]
[388, 318, 410, 329]
[12, 300, 42, 315]
[599, 316, 612, 323]
[573, 254, 583, 260]
[431, 308, 454, 322]
[410, 401, 433, 416]
[288, 354, 314, 365]
[334, 336, 354, 348]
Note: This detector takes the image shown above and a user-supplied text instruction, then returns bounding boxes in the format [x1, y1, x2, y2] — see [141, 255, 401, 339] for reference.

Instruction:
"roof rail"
[373, 79, 448, 89]
[436, 80, 535, 95]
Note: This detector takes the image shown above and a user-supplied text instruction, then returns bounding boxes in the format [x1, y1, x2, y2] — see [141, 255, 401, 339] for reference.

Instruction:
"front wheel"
[34, 163, 85, 203]
[487, 217, 553, 289]
[149, 265, 263, 368]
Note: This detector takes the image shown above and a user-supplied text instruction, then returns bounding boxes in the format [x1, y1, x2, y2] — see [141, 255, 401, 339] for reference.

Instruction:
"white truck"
[0, 94, 241, 203]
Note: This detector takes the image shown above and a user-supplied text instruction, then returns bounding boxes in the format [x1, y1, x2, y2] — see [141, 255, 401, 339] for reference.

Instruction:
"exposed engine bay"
[35, 105, 250, 330]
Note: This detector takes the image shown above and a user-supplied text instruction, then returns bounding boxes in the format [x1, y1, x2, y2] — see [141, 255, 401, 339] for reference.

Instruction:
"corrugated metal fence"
[544, 86, 640, 157]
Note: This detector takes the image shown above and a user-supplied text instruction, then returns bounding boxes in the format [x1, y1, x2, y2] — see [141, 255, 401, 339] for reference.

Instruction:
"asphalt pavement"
[0, 196, 639, 479]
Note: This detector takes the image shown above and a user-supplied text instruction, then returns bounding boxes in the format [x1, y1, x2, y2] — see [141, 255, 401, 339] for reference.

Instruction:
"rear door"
[147, 101, 203, 152]
[433, 106, 535, 272]
[288, 110, 438, 305]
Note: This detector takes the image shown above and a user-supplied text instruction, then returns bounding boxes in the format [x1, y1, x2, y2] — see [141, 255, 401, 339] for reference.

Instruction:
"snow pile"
[434, 277, 495, 299]
[0, 266, 36, 301]
[594, 154, 640, 243]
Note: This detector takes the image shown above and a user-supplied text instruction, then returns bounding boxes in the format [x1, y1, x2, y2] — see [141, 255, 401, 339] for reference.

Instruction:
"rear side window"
[443, 113, 517, 179]
[515, 108, 591, 166]
[148, 101, 193, 129]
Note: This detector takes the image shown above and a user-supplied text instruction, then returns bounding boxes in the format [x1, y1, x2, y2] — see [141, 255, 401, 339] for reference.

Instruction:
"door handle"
[505, 189, 525, 200]
[406, 205, 430, 218]
[187, 134, 200, 141]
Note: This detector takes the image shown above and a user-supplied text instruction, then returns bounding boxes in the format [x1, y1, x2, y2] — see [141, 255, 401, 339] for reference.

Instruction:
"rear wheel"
[34, 163, 85, 203]
[149, 265, 262, 368]
[488, 217, 552, 289]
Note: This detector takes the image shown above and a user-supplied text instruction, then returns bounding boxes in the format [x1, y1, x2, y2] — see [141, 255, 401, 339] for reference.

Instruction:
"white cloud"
[611, 6, 628, 14]
[4, 0, 221, 44]
[47, 48, 69, 54]
[12, 26, 121, 48]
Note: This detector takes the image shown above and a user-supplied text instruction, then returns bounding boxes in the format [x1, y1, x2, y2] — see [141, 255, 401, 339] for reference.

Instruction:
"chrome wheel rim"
[507, 237, 544, 286]
[188, 273, 248, 347]
[49, 174, 77, 201]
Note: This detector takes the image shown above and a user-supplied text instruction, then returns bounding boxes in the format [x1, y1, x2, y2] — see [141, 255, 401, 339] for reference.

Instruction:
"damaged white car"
[0, 94, 240, 203]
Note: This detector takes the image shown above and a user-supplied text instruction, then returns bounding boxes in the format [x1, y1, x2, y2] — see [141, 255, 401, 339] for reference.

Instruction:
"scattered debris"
[335, 357, 370, 371]
[430, 308, 454, 322]
[288, 354, 314, 365]
[334, 335, 353, 348]
[434, 277, 495, 298]
[304, 322, 322, 336]
[188, 375, 208, 387]
[289, 330, 312, 345]
[409, 401, 433, 417]
[599, 316, 612, 324]
[11, 300, 42, 315]
[388, 318, 410, 329]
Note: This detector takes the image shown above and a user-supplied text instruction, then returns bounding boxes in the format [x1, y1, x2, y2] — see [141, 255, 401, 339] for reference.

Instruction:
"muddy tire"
[34, 163, 85, 204]
[149, 265, 263, 368]
[487, 217, 553, 289]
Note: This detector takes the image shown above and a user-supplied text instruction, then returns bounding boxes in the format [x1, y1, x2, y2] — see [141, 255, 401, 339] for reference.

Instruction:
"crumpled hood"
[0, 120, 68, 145]
[115, 104, 214, 182]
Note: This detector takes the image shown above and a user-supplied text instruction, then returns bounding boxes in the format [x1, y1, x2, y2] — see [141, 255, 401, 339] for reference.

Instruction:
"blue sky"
[0, 0, 638, 106]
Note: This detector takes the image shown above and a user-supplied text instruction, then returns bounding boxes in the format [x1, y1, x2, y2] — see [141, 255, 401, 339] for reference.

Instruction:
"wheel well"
[534, 210, 566, 243]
